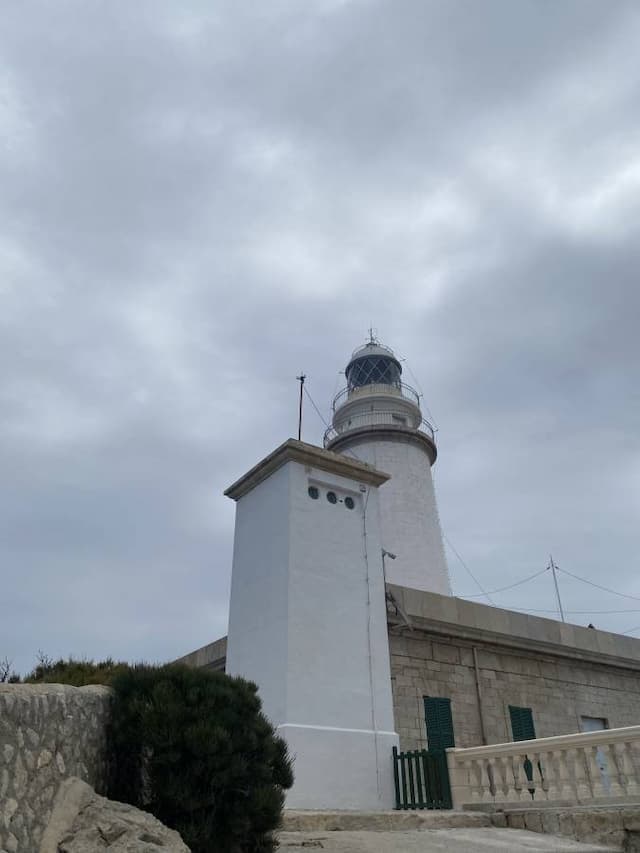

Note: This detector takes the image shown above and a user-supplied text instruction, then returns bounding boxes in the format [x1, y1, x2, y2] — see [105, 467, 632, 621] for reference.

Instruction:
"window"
[423, 697, 455, 752]
[509, 705, 537, 789]
[308, 486, 319, 500]
[580, 716, 608, 733]
[346, 355, 401, 389]
[326, 491, 337, 504]
[509, 706, 536, 742]
[344, 496, 355, 510]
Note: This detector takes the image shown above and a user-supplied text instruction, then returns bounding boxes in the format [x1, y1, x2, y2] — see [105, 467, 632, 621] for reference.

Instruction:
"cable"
[505, 606, 640, 615]
[622, 624, 640, 635]
[302, 384, 367, 465]
[556, 566, 640, 603]
[444, 534, 495, 606]
[460, 567, 549, 598]
[303, 385, 331, 431]
[399, 356, 439, 431]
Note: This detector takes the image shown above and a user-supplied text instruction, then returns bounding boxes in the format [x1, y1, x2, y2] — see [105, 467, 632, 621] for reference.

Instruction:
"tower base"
[279, 723, 399, 810]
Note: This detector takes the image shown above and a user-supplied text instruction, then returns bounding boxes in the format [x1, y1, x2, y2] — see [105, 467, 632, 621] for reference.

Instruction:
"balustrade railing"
[446, 725, 640, 809]
[332, 381, 421, 411]
[323, 411, 435, 447]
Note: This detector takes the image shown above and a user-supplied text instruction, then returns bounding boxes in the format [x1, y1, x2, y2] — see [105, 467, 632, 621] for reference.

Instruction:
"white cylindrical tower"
[324, 336, 452, 595]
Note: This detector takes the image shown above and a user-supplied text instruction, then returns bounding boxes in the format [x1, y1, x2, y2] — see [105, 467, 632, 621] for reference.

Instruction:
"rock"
[2, 799, 18, 831]
[37, 750, 53, 769]
[55, 752, 66, 774]
[40, 778, 189, 853]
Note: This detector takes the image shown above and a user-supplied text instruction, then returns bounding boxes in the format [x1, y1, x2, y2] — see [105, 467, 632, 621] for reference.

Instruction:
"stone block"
[524, 811, 543, 833]
[490, 812, 507, 828]
[406, 638, 433, 660]
[478, 651, 501, 670]
[459, 648, 474, 668]
[432, 643, 459, 665]
[622, 811, 640, 831]
[558, 811, 575, 837]
[507, 813, 525, 829]
[541, 811, 560, 835]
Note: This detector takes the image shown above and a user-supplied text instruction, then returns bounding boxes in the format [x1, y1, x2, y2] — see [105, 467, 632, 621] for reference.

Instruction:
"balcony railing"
[323, 410, 435, 447]
[332, 381, 421, 412]
[446, 725, 640, 809]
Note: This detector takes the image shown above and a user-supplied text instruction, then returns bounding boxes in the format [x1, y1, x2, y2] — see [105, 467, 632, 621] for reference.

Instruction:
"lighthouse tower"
[325, 334, 452, 596]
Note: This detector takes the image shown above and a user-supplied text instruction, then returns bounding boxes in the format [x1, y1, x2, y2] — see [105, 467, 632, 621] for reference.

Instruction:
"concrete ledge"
[387, 585, 640, 670]
[281, 810, 492, 832]
[173, 635, 227, 670]
[225, 438, 390, 500]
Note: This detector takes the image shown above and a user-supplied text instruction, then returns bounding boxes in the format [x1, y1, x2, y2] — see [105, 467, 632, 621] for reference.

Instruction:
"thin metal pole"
[296, 374, 306, 441]
[549, 555, 566, 623]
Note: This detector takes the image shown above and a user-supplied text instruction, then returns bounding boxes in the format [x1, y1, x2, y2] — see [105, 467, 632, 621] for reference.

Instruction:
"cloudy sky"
[2, 1, 640, 676]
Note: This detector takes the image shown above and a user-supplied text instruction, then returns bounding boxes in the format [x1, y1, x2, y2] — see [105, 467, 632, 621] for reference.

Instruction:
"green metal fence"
[392, 746, 452, 810]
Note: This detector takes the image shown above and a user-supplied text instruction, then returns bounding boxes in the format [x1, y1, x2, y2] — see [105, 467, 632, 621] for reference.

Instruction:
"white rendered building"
[179, 336, 640, 815]
[225, 440, 399, 810]
[325, 337, 452, 596]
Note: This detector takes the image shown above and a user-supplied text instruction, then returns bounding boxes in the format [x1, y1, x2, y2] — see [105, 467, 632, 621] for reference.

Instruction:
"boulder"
[40, 777, 189, 853]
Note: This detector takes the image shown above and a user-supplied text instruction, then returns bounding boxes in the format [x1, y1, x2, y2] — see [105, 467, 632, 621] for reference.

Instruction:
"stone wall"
[173, 585, 640, 758]
[0, 683, 112, 853]
[499, 804, 640, 849]
[173, 636, 227, 672]
[387, 585, 640, 751]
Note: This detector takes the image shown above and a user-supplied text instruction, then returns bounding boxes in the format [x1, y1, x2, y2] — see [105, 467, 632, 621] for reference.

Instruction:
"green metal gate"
[392, 746, 452, 810]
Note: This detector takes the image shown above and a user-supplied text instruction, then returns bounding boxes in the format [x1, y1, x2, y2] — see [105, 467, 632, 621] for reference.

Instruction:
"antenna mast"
[549, 555, 566, 623]
[296, 374, 306, 441]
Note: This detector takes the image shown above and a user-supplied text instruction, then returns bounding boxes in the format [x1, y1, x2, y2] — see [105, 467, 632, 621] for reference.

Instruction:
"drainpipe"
[472, 646, 488, 745]
[473, 646, 496, 796]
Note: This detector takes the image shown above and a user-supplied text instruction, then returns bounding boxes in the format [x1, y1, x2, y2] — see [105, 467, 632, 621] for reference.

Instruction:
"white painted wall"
[340, 438, 452, 596]
[226, 453, 398, 810]
[226, 463, 290, 724]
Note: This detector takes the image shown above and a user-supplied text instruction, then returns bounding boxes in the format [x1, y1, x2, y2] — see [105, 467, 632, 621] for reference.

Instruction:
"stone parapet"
[0, 683, 112, 853]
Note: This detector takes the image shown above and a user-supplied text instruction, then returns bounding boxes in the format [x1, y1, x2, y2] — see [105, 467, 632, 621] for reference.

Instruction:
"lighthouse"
[325, 334, 452, 596]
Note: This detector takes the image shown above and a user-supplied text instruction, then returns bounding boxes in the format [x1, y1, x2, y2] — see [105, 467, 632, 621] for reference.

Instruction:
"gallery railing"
[332, 381, 421, 412]
[323, 411, 435, 447]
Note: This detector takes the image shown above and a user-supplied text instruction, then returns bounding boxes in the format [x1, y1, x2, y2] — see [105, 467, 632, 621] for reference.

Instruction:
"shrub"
[22, 656, 293, 852]
[23, 655, 129, 686]
[109, 664, 293, 853]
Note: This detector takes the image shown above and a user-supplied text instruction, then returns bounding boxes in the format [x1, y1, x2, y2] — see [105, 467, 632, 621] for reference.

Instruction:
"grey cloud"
[2, 1, 640, 673]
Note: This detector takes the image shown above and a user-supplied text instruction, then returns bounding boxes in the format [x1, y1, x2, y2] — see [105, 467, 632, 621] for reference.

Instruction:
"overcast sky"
[2, 1, 640, 676]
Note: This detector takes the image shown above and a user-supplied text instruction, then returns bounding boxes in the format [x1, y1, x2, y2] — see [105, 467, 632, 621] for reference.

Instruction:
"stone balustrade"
[446, 725, 640, 810]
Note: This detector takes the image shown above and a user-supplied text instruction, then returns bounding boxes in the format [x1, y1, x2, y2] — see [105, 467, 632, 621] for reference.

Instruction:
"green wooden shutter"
[509, 705, 536, 741]
[423, 697, 455, 751]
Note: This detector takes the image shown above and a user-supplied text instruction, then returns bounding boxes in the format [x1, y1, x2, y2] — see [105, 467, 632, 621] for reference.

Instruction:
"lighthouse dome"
[346, 340, 402, 391]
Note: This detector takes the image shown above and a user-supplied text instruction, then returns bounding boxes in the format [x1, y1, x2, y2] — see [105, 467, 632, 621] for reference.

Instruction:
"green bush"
[109, 664, 292, 853]
[23, 655, 129, 686]
[22, 656, 293, 852]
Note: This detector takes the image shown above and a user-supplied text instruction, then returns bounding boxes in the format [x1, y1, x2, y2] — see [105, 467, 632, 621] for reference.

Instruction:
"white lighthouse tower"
[325, 334, 452, 596]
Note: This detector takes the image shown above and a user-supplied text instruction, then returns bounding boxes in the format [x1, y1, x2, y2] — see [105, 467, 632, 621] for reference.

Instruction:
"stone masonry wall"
[0, 683, 112, 853]
[390, 631, 640, 751]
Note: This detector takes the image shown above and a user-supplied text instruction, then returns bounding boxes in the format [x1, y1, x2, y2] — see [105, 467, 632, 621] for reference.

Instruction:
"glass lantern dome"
[345, 341, 402, 391]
